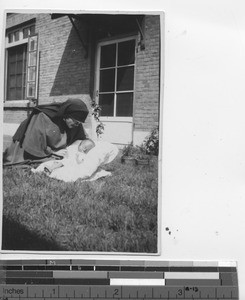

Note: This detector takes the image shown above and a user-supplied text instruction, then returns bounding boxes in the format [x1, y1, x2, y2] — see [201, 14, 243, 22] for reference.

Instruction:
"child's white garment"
[32, 141, 119, 182]
[56, 151, 86, 168]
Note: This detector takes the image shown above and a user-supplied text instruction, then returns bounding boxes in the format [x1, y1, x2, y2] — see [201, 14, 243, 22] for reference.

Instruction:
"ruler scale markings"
[138, 286, 154, 298]
[0, 285, 239, 299]
[0, 260, 239, 299]
[166, 279, 222, 286]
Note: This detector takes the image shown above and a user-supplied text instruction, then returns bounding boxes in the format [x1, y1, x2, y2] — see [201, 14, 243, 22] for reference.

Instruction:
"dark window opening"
[7, 44, 27, 100]
[98, 39, 136, 117]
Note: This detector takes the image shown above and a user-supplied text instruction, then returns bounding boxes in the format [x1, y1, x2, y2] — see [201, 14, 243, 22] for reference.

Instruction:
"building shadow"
[49, 18, 92, 97]
[2, 215, 65, 251]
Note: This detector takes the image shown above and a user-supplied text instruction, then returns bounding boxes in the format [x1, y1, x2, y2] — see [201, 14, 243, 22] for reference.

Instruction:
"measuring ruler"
[0, 260, 239, 299]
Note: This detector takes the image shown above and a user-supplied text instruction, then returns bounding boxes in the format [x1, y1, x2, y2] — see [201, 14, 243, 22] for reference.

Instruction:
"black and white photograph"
[1, 11, 162, 253]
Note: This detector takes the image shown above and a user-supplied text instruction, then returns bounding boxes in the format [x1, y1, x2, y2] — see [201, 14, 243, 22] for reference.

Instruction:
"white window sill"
[100, 116, 133, 123]
[4, 100, 36, 108]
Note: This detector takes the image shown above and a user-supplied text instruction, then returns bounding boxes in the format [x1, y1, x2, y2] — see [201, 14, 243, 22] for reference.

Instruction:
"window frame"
[6, 43, 27, 101]
[4, 23, 38, 105]
[95, 35, 137, 121]
[26, 34, 39, 100]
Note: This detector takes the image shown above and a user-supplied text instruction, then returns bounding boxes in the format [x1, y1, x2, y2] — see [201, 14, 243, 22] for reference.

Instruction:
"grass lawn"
[2, 154, 158, 253]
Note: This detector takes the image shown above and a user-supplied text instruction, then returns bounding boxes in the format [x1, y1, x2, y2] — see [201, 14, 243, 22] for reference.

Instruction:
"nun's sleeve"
[22, 112, 66, 157]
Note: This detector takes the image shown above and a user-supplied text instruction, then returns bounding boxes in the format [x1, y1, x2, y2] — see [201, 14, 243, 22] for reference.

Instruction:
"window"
[26, 35, 38, 98]
[7, 44, 27, 100]
[98, 38, 136, 117]
[5, 23, 38, 101]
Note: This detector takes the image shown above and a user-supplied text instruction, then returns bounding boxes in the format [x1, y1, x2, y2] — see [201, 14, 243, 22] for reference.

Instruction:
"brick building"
[3, 13, 161, 149]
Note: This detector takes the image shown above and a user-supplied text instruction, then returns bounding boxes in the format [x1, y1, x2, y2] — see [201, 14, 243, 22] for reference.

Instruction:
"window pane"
[117, 66, 134, 91]
[100, 44, 116, 68]
[116, 93, 133, 117]
[23, 49, 27, 61]
[16, 88, 22, 99]
[99, 69, 115, 92]
[17, 61, 23, 73]
[29, 36, 37, 51]
[9, 63, 16, 74]
[30, 25, 35, 35]
[14, 31, 19, 41]
[27, 83, 35, 97]
[8, 33, 14, 43]
[29, 52, 37, 66]
[28, 67, 36, 81]
[118, 40, 135, 66]
[9, 89, 16, 100]
[23, 28, 29, 38]
[17, 51, 23, 61]
[16, 75, 23, 87]
[99, 94, 114, 116]
[9, 53, 16, 63]
[9, 76, 16, 87]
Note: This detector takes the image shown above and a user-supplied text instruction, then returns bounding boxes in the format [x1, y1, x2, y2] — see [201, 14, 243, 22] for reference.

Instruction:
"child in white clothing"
[44, 138, 95, 174]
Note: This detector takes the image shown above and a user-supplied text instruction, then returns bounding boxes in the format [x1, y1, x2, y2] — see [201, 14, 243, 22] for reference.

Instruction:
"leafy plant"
[91, 99, 104, 137]
[142, 126, 159, 155]
[122, 143, 144, 158]
[122, 126, 159, 159]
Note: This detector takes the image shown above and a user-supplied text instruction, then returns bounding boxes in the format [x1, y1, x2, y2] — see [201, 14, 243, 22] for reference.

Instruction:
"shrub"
[121, 143, 145, 158]
[142, 127, 159, 155]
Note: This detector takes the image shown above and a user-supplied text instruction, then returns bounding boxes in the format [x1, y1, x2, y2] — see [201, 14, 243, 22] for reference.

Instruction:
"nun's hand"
[53, 149, 68, 158]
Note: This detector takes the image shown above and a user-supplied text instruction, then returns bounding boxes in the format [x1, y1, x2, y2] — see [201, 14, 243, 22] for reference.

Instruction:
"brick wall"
[134, 15, 160, 132]
[36, 15, 91, 104]
[4, 13, 92, 127]
[6, 13, 37, 28]
[4, 14, 161, 138]
[4, 109, 30, 123]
